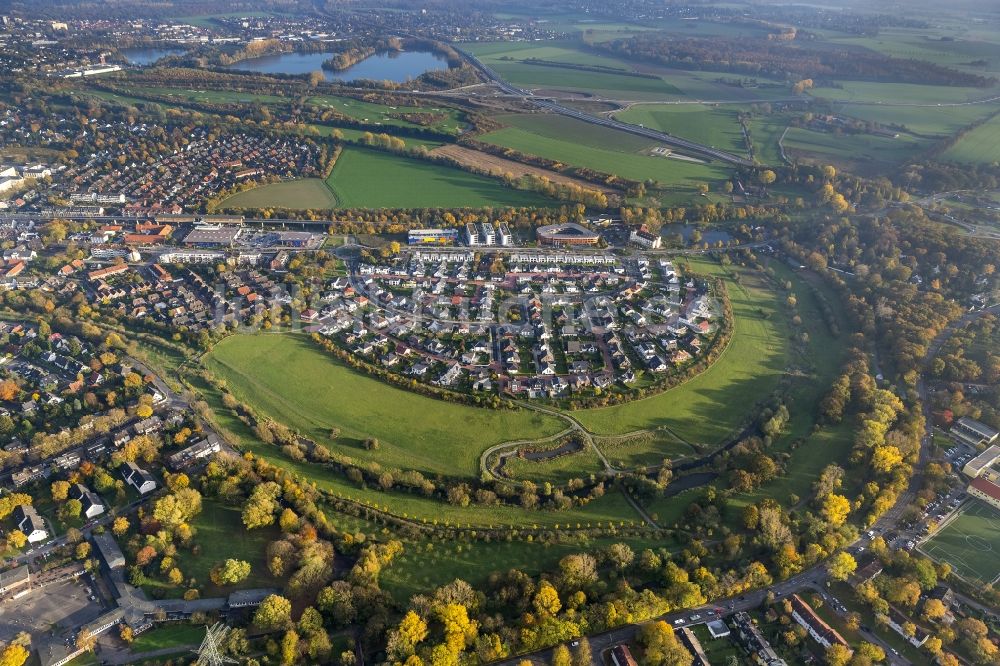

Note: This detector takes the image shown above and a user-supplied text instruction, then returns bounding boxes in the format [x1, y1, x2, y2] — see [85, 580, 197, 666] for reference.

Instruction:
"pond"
[227, 50, 449, 83]
[121, 47, 186, 66]
[662, 225, 733, 247]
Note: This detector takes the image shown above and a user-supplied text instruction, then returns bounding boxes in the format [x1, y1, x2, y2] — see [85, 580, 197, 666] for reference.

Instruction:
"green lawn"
[572, 259, 789, 446]
[921, 499, 1000, 585]
[203, 333, 564, 477]
[131, 623, 206, 653]
[324, 147, 553, 208]
[185, 500, 282, 594]
[481, 114, 731, 191]
[940, 112, 1000, 163]
[614, 104, 748, 156]
[221, 178, 337, 210]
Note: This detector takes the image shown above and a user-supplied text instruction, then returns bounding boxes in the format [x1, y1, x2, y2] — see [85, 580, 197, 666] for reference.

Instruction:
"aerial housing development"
[0, 0, 997, 664]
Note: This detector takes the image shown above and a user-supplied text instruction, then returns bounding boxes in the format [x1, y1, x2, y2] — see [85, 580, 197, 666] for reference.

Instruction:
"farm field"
[324, 147, 554, 208]
[572, 258, 789, 446]
[939, 112, 1000, 163]
[922, 499, 1000, 585]
[429, 144, 615, 193]
[220, 178, 337, 209]
[614, 103, 747, 156]
[308, 94, 466, 134]
[826, 28, 1000, 78]
[781, 126, 926, 171]
[465, 40, 682, 99]
[481, 114, 730, 192]
[832, 102, 1000, 138]
[747, 115, 789, 165]
[203, 333, 564, 478]
[810, 81, 999, 105]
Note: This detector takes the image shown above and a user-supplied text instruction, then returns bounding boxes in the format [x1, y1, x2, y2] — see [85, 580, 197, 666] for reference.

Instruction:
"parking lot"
[0, 578, 103, 644]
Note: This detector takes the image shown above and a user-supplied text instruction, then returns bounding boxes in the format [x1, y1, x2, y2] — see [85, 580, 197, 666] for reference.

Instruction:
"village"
[323, 248, 720, 399]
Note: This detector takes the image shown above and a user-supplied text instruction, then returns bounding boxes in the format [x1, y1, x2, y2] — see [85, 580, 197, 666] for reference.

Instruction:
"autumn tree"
[211, 559, 252, 586]
[254, 594, 292, 631]
[826, 551, 857, 582]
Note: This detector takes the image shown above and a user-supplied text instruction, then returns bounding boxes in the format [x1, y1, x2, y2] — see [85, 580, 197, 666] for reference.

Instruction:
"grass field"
[572, 258, 789, 446]
[922, 499, 1000, 585]
[130, 624, 205, 653]
[221, 178, 337, 209]
[940, 112, 1000, 163]
[481, 114, 731, 192]
[309, 95, 465, 134]
[203, 333, 564, 477]
[782, 126, 926, 171]
[614, 104, 748, 156]
[466, 41, 680, 99]
[811, 81, 999, 105]
[747, 115, 789, 165]
[324, 147, 553, 208]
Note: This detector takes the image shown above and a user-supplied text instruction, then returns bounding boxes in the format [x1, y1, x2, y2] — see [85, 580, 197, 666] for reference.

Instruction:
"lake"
[121, 47, 186, 66]
[227, 50, 449, 83]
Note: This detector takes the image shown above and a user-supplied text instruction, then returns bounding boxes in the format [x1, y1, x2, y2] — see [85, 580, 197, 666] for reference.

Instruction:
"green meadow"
[481, 114, 731, 191]
[324, 147, 554, 208]
[203, 333, 564, 477]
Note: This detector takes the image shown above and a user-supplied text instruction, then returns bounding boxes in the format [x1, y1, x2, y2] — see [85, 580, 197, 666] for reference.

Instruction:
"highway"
[455, 48, 757, 168]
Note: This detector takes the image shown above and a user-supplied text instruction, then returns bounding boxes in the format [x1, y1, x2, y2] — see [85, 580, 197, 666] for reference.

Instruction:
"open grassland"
[465, 40, 681, 100]
[833, 102, 1000, 138]
[940, 112, 1000, 163]
[782, 126, 926, 171]
[481, 114, 730, 191]
[826, 28, 1000, 79]
[747, 115, 789, 165]
[309, 95, 465, 134]
[203, 333, 564, 477]
[614, 104, 747, 155]
[811, 81, 999, 105]
[922, 500, 1000, 585]
[572, 258, 788, 446]
[221, 178, 337, 209]
[324, 147, 553, 208]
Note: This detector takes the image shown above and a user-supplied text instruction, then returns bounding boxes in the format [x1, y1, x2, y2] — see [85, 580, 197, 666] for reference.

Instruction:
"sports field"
[203, 333, 564, 477]
[221, 178, 337, 209]
[481, 114, 731, 191]
[324, 147, 553, 208]
[922, 499, 1000, 585]
[614, 104, 747, 156]
[940, 112, 1000, 164]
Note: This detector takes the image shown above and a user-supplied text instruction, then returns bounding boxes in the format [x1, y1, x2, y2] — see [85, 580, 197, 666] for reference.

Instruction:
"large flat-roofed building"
[952, 417, 1000, 449]
[536, 223, 601, 246]
[408, 228, 458, 246]
[962, 443, 1000, 478]
[182, 225, 243, 247]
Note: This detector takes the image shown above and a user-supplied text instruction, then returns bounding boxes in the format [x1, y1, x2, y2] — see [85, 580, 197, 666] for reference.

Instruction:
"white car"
[673, 618, 686, 626]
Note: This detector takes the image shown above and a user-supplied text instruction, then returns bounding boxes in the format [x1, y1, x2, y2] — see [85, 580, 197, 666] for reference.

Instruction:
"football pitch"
[921, 499, 1000, 585]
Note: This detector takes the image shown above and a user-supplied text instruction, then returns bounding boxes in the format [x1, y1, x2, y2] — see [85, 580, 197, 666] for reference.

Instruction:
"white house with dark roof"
[14, 504, 48, 543]
[119, 462, 157, 494]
